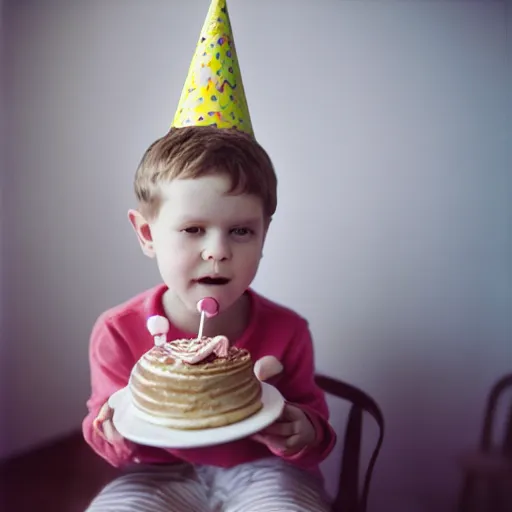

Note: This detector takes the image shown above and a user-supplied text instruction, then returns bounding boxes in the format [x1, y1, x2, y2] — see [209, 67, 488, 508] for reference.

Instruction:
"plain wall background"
[1, 0, 7, 457]
[1, 1, 511, 511]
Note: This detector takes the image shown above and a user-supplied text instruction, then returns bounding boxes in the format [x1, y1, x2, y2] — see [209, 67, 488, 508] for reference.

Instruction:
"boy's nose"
[201, 236, 232, 262]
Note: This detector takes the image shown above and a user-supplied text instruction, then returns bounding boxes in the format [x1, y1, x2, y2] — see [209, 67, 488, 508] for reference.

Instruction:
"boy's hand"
[253, 355, 284, 385]
[93, 401, 124, 445]
[252, 403, 316, 455]
[251, 355, 317, 455]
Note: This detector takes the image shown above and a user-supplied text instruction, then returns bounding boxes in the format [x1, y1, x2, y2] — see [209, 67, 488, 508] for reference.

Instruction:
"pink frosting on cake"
[169, 335, 230, 364]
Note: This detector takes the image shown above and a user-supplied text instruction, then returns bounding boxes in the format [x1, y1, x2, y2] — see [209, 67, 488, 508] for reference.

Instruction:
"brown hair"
[134, 126, 277, 220]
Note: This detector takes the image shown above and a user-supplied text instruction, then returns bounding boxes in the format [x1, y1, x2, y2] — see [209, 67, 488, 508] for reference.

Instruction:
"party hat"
[171, 0, 254, 136]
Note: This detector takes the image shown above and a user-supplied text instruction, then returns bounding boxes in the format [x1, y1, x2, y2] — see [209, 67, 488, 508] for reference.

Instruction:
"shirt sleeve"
[82, 315, 139, 467]
[273, 321, 337, 467]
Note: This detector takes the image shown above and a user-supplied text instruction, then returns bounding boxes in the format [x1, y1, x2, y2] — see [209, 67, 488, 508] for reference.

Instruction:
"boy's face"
[129, 174, 268, 314]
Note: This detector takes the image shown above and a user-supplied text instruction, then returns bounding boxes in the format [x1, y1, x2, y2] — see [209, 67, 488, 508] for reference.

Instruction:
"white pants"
[86, 457, 332, 512]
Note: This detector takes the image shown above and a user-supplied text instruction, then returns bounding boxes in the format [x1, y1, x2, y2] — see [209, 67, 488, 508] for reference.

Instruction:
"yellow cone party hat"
[171, 0, 254, 136]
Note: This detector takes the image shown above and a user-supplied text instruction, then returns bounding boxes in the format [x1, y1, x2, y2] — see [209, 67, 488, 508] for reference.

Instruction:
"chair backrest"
[457, 373, 512, 512]
[479, 373, 512, 456]
[315, 375, 385, 512]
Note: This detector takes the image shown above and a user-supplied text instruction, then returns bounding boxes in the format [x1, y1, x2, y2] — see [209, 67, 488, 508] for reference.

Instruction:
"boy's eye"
[231, 227, 252, 237]
[183, 227, 203, 234]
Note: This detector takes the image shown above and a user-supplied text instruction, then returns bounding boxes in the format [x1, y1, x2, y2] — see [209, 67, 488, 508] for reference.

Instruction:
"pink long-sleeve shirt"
[82, 284, 336, 471]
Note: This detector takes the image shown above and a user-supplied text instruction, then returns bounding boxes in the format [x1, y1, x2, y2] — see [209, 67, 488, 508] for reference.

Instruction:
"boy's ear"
[128, 209, 155, 258]
[259, 216, 272, 259]
[263, 215, 272, 238]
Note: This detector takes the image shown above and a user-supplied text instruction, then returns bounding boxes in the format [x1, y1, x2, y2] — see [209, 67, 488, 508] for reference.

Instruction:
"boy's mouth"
[196, 276, 231, 286]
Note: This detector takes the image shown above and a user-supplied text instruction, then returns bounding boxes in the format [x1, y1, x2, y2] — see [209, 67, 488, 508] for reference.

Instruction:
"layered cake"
[129, 333, 263, 429]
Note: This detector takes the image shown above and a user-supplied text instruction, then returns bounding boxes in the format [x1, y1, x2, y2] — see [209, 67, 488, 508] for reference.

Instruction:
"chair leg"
[459, 474, 512, 512]
[457, 475, 475, 512]
[488, 479, 512, 512]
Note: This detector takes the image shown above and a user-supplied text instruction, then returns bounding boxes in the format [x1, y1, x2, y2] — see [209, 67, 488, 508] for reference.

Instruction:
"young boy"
[82, 1, 336, 510]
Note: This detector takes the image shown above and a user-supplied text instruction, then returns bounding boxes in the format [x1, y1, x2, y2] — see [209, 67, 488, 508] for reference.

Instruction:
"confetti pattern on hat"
[171, 0, 254, 136]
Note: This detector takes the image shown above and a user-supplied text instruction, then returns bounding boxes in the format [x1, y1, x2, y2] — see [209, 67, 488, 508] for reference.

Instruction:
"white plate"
[109, 382, 284, 449]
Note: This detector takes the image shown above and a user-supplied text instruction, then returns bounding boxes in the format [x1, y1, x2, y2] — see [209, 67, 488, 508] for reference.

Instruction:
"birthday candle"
[196, 297, 219, 339]
[146, 315, 170, 346]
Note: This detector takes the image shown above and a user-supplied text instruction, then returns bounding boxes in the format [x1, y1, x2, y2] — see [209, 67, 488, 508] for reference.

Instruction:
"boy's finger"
[285, 433, 302, 449]
[280, 403, 305, 421]
[93, 402, 117, 442]
[101, 420, 124, 445]
[251, 433, 288, 453]
[251, 433, 265, 444]
[259, 421, 297, 437]
[253, 356, 283, 383]
[95, 402, 113, 422]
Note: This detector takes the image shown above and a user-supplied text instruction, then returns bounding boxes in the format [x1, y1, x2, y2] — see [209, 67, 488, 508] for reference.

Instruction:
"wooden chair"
[315, 374, 385, 512]
[457, 372, 512, 512]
